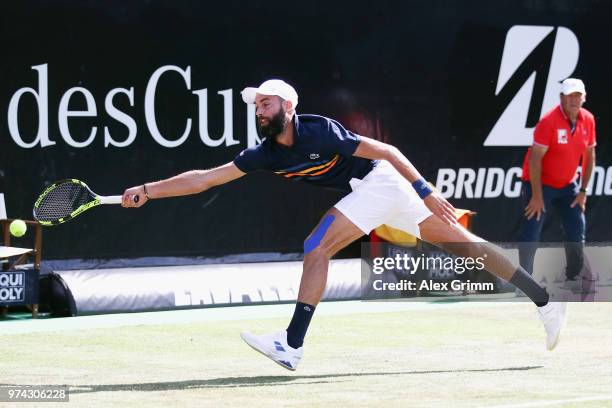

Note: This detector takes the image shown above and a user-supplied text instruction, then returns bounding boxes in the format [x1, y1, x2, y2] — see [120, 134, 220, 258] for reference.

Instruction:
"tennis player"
[122, 79, 567, 371]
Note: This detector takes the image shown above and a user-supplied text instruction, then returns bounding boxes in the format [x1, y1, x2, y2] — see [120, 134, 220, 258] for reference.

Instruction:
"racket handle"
[99, 195, 123, 205]
[99, 195, 140, 205]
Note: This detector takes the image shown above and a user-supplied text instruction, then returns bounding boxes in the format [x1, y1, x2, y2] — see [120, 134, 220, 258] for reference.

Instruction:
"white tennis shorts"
[334, 160, 433, 238]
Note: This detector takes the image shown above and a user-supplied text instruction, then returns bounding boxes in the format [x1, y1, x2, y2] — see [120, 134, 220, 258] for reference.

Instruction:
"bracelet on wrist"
[412, 177, 433, 199]
[143, 183, 150, 199]
[579, 187, 588, 193]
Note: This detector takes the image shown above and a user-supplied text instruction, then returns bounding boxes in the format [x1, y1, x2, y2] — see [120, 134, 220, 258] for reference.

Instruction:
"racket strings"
[34, 183, 94, 222]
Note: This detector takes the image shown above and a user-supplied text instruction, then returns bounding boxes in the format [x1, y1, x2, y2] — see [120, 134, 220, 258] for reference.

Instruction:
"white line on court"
[484, 395, 612, 408]
[0, 300, 520, 336]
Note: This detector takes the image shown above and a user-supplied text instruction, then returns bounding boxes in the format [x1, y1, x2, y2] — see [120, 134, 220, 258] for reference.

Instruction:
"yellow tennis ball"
[9, 219, 27, 237]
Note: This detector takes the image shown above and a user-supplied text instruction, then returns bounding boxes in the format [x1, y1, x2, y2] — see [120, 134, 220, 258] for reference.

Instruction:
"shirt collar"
[293, 112, 301, 139]
[558, 104, 584, 121]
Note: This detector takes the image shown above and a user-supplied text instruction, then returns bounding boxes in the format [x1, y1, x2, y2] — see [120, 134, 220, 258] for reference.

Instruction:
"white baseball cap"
[241, 79, 298, 108]
[561, 78, 586, 95]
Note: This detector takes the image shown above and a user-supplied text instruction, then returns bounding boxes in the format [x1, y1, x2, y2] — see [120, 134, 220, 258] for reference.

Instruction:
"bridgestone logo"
[485, 25, 580, 146]
[436, 166, 612, 199]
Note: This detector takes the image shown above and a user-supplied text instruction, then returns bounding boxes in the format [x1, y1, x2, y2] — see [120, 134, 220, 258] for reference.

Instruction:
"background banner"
[1, 1, 610, 259]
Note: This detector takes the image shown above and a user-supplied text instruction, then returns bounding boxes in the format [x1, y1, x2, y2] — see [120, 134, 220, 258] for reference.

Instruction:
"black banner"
[1, 1, 610, 259]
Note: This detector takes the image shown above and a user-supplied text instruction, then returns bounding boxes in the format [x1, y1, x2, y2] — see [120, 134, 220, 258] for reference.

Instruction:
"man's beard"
[257, 108, 289, 140]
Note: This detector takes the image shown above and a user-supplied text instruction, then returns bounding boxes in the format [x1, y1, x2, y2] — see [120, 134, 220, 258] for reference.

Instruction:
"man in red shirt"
[520, 78, 596, 284]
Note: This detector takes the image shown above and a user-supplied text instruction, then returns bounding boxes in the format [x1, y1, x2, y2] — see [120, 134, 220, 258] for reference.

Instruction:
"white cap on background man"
[561, 78, 586, 95]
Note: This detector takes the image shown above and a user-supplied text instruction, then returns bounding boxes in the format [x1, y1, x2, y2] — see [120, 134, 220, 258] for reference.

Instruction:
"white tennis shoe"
[240, 330, 303, 371]
[537, 302, 567, 350]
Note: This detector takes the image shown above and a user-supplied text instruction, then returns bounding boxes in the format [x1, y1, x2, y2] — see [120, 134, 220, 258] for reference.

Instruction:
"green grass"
[1, 302, 612, 407]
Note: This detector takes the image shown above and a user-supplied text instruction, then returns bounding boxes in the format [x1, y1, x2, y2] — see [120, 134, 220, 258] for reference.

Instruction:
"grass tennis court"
[2, 301, 612, 407]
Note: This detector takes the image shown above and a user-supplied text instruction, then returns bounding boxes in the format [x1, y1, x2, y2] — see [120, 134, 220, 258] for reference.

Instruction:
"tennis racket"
[33, 179, 138, 226]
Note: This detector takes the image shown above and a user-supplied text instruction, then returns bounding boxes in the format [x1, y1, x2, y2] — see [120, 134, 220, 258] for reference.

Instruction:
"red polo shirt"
[522, 105, 596, 188]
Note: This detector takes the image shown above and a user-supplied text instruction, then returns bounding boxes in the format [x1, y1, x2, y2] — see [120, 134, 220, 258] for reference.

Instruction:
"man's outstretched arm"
[353, 137, 458, 225]
[121, 162, 245, 208]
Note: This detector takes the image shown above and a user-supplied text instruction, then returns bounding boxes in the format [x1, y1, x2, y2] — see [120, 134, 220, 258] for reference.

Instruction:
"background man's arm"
[571, 146, 596, 211]
[581, 146, 596, 191]
[353, 137, 457, 225]
[121, 162, 245, 207]
[525, 146, 547, 220]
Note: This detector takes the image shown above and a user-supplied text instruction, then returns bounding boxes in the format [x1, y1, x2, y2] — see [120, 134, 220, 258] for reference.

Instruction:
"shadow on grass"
[3, 365, 543, 393]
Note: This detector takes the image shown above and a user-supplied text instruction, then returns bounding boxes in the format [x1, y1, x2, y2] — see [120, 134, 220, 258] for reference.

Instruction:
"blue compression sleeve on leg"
[304, 215, 335, 254]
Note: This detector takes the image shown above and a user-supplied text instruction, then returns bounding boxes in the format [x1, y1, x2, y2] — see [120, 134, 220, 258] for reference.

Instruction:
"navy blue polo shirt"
[234, 114, 376, 192]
